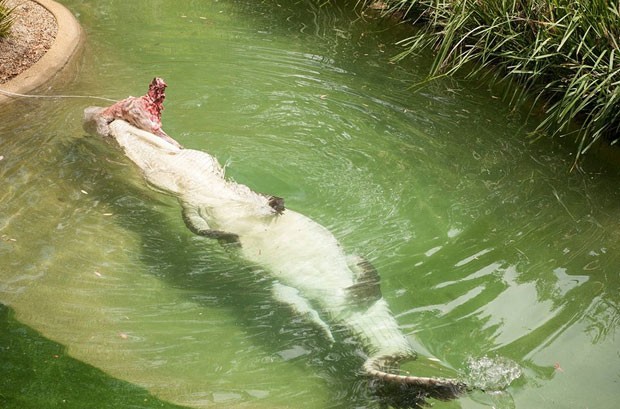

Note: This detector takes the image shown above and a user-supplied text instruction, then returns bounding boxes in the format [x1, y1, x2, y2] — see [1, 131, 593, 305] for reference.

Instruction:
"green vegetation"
[0, 0, 14, 38]
[364, 0, 620, 162]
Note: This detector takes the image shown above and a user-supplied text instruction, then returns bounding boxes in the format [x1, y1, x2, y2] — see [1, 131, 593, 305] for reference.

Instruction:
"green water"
[1, 0, 619, 408]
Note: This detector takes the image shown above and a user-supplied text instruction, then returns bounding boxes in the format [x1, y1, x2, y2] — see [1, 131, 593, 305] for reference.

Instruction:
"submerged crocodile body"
[83, 85, 467, 401]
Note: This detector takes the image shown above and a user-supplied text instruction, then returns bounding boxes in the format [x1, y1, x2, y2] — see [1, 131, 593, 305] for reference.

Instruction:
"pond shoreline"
[0, 0, 57, 84]
[0, 0, 83, 105]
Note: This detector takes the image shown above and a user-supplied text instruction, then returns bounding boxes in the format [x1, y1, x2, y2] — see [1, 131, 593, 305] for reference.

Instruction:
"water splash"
[465, 355, 523, 391]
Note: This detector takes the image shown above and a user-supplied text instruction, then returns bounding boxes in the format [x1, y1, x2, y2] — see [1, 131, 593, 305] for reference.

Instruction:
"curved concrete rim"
[0, 0, 84, 105]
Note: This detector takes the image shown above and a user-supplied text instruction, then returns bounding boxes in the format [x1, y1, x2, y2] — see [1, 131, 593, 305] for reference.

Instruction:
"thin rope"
[0, 88, 117, 102]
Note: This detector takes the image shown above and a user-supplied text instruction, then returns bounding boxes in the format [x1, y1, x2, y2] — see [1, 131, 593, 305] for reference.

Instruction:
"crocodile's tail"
[363, 353, 468, 400]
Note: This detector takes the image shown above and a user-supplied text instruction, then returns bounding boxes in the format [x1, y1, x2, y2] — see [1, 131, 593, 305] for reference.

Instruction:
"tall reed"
[0, 0, 14, 39]
[364, 0, 620, 162]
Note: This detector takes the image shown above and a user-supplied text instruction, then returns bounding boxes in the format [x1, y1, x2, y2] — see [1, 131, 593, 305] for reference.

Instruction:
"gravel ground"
[0, 0, 57, 84]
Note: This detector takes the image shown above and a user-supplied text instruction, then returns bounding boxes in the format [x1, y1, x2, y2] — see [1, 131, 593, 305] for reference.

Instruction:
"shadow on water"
[65, 135, 397, 408]
[0, 303, 189, 409]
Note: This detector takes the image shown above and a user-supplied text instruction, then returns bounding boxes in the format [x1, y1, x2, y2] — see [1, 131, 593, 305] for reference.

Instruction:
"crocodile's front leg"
[181, 204, 240, 246]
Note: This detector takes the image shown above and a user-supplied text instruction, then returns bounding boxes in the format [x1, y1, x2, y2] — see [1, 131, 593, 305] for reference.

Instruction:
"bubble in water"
[465, 355, 523, 391]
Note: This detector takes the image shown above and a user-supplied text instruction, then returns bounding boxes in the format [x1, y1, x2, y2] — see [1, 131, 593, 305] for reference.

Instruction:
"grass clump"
[366, 0, 620, 162]
[0, 0, 14, 38]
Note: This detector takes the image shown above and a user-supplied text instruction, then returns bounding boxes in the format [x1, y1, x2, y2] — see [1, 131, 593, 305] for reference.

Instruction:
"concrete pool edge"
[0, 0, 84, 105]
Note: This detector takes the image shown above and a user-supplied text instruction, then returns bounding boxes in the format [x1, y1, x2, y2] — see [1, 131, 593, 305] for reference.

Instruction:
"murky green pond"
[1, 1, 619, 408]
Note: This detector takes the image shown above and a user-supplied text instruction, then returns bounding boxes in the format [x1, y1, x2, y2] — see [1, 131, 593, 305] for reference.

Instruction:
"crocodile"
[82, 80, 468, 401]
